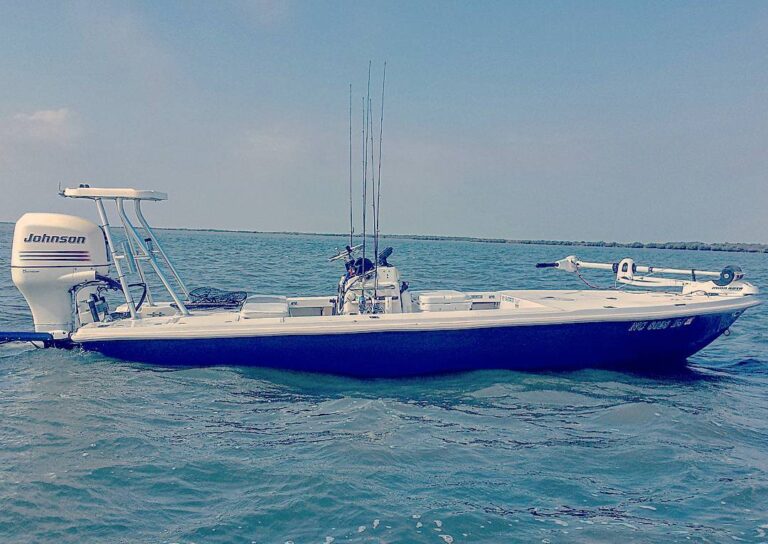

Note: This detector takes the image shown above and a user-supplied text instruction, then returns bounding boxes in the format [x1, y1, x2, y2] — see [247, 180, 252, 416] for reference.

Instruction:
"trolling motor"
[536, 255, 759, 295]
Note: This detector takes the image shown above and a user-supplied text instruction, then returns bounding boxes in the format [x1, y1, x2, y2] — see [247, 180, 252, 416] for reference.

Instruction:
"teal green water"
[1, 223, 767, 543]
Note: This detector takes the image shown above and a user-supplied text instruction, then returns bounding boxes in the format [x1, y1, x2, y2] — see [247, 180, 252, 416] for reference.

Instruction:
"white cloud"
[0, 108, 81, 170]
[14, 109, 70, 124]
[8, 108, 80, 144]
[241, 127, 301, 163]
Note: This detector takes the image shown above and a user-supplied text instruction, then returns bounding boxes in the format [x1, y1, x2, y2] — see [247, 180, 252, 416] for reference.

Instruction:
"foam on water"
[0, 224, 767, 542]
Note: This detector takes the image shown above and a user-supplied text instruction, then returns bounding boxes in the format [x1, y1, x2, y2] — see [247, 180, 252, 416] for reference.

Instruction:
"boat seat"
[416, 290, 472, 312]
[240, 295, 289, 319]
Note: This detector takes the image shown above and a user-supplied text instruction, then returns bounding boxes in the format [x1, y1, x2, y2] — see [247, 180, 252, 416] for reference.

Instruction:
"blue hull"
[80, 311, 741, 377]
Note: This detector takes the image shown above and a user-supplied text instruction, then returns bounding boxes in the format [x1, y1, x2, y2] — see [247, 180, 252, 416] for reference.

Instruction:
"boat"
[1, 185, 760, 377]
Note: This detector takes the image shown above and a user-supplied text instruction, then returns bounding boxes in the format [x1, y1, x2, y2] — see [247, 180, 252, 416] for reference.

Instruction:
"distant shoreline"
[160, 227, 768, 254]
[1, 221, 765, 253]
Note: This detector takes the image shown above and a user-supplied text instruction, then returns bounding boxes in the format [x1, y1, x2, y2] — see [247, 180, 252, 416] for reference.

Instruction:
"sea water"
[0, 223, 766, 543]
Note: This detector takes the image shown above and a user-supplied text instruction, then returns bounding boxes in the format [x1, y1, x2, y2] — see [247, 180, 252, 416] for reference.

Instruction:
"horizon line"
[1, 221, 765, 253]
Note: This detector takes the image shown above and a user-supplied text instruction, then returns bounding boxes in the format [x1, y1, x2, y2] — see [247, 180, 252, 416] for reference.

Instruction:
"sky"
[0, 1, 766, 243]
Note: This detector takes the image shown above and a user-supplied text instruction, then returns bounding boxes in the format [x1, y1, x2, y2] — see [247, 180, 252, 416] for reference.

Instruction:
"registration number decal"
[629, 317, 695, 332]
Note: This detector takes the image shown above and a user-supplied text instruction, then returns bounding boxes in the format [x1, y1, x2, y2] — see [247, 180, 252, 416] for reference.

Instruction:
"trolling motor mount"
[536, 255, 758, 295]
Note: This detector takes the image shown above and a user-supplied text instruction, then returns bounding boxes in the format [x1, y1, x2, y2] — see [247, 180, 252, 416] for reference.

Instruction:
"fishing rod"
[348, 83, 353, 248]
[335, 63, 388, 313]
[361, 62, 371, 311]
[369, 95, 376, 299]
[373, 62, 386, 298]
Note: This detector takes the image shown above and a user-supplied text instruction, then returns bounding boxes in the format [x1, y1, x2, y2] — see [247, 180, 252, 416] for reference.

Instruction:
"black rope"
[128, 283, 147, 311]
[576, 270, 604, 289]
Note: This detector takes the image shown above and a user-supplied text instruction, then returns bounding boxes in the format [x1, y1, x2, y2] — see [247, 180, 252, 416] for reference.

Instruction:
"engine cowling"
[11, 213, 110, 337]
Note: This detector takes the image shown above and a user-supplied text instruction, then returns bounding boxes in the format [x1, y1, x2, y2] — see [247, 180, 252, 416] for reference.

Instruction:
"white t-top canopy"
[62, 186, 168, 201]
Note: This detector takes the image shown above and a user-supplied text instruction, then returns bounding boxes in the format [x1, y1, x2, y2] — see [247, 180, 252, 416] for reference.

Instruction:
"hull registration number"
[629, 317, 695, 332]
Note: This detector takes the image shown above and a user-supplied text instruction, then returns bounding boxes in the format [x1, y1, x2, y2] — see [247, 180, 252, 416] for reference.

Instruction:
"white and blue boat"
[2, 185, 761, 377]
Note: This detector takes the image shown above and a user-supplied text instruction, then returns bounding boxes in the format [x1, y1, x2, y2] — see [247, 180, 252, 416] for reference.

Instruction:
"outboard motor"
[11, 213, 111, 339]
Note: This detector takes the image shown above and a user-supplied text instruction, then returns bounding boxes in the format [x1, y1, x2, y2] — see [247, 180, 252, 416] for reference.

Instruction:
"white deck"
[71, 290, 760, 342]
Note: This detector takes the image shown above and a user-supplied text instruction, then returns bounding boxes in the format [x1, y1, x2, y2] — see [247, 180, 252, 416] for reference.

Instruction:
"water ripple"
[0, 225, 766, 542]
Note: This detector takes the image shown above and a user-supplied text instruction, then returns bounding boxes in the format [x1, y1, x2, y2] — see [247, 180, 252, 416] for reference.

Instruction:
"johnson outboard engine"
[11, 213, 111, 340]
